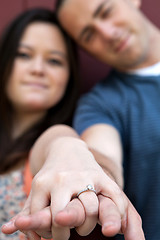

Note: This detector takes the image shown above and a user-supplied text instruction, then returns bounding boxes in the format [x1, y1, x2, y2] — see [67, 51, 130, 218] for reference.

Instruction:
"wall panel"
[27, 0, 55, 10]
[0, 0, 23, 33]
[141, 0, 160, 28]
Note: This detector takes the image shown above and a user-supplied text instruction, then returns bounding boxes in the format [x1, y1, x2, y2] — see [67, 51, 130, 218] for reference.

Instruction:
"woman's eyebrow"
[18, 44, 67, 59]
[49, 50, 67, 59]
[18, 43, 32, 50]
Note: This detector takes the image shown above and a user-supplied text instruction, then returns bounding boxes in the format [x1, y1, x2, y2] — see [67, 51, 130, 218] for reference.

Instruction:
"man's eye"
[101, 7, 112, 18]
[84, 30, 95, 43]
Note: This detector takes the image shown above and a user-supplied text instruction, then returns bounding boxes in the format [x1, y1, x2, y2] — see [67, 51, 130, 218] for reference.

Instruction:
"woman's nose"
[31, 57, 45, 76]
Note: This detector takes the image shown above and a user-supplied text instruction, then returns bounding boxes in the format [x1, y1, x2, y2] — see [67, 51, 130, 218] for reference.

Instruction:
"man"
[3, 0, 159, 239]
[55, 0, 160, 240]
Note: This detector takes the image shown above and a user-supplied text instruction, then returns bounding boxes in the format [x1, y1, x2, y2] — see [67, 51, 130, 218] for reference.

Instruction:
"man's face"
[58, 0, 150, 71]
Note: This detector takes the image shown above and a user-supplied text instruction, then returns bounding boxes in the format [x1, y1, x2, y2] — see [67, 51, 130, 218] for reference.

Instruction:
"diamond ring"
[77, 184, 96, 197]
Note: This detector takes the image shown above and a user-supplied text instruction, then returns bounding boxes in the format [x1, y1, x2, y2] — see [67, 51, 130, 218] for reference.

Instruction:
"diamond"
[87, 184, 93, 190]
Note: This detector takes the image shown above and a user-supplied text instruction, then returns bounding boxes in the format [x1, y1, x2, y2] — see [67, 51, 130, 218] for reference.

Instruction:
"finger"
[99, 174, 127, 217]
[76, 191, 99, 236]
[21, 230, 41, 240]
[122, 201, 145, 240]
[15, 207, 52, 239]
[1, 216, 18, 234]
[1, 218, 41, 240]
[98, 195, 121, 237]
[51, 183, 98, 240]
[50, 190, 72, 240]
[30, 176, 50, 213]
[15, 206, 51, 230]
[54, 198, 85, 227]
[21, 192, 32, 214]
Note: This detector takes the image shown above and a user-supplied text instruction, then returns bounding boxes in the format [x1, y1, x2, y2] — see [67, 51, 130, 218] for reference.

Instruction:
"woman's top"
[0, 161, 51, 240]
[0, 166, 29, 239]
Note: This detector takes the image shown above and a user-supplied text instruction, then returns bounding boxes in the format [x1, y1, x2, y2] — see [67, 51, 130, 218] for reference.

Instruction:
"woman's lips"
[22, 82, 48, 89]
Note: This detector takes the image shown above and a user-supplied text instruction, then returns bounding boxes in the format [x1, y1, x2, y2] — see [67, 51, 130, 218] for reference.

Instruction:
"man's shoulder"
[85, 70, 125, 95]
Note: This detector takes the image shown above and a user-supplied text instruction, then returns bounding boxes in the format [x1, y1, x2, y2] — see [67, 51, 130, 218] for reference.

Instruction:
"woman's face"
[6, 22, 69, 113]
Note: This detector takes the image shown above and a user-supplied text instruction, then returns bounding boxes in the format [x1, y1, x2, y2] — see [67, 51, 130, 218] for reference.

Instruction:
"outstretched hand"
[1, 130, 145, 240]
[2, 192, 145, 240]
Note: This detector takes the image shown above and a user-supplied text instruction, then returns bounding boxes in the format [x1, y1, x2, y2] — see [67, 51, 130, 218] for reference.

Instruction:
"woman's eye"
[48, 59, 63, 66]
[16, 52, 30, 59]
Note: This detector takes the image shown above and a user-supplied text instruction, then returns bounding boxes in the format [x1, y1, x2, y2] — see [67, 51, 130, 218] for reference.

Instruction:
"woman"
[0, 8, 79, 239]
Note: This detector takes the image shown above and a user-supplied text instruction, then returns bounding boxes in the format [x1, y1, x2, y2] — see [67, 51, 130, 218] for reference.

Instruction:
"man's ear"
[131, 0, 142, 8]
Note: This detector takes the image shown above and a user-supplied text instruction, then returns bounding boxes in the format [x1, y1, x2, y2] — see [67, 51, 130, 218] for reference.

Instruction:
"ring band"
[77, 184, 96, 197]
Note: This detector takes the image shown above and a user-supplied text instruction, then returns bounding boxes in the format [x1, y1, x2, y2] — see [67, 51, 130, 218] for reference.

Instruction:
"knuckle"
[52, 171, 69, 185]
[31, 174, 46, 190]
[32, 170, 68, 190]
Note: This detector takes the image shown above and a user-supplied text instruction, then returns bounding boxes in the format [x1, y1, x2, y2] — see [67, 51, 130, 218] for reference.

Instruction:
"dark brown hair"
[55, 0, 66, 12]
[0, 8, 79, 173]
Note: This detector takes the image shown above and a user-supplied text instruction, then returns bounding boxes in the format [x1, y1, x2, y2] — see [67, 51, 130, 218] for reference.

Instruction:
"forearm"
[90, 148, 124, 189]
[81, 124, 124, 189]
[30, 124, 80, 176]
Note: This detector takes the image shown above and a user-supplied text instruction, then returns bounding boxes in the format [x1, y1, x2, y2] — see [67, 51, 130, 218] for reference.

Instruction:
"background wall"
[0, 0, 159, 93]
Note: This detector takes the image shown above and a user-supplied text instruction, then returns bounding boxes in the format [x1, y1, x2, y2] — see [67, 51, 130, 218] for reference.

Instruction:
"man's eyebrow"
[78, 1, 106, 41]
[93, 1, 106, 17]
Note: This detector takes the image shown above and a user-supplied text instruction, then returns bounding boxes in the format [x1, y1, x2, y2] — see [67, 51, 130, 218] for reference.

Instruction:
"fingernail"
[3, 221, 14, 227]
[103, 221, 115, 228]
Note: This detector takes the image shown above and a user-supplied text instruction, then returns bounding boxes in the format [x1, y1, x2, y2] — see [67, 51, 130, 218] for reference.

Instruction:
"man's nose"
[95, 21, 119, 41]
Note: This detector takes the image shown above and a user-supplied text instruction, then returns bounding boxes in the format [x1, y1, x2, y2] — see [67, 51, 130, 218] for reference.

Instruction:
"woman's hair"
[0, 8, 79, 173]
